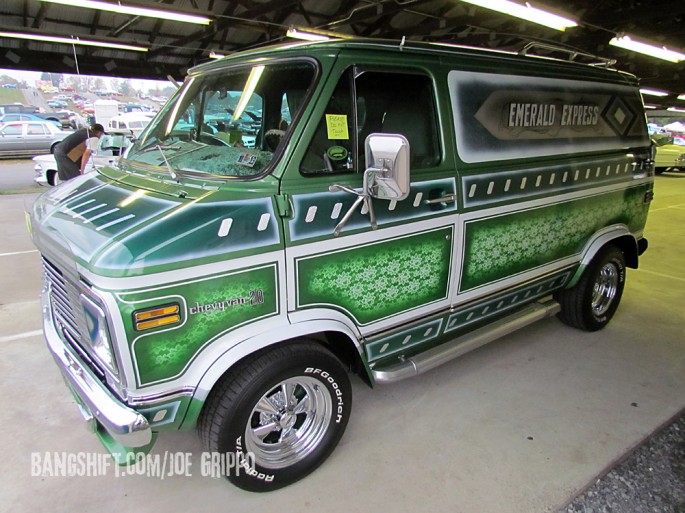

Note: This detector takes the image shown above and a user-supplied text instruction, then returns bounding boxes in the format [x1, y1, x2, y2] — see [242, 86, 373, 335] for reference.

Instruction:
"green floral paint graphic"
[121, 265, 278, 385]
[461, 187, 649, 291]
[297, 228, 452, 325]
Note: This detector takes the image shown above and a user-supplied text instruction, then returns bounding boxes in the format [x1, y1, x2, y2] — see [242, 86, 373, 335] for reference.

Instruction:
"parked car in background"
[107, 113, 151, 136]
[0, 103, 38, 115]
[52, 110, 83, 129]
[0, 121, 71, 157]
[47, 100, 68, 109]
[653, 136, 685, 174]
[37, 111, 78, 129]
[0, 113, 61, 128]
[33, 128, 134, 185]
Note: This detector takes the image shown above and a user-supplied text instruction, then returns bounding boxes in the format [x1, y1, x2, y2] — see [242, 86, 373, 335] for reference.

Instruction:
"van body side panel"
[365, 269, 571, 365]
[449, 70, 648, 164]
[295, 225, 453, 326]
[459, 184, 650, 292]
[282, 56, 461, 340]
[117, 262, 281, 387]
[286, 178, 457, 242]
[446, 68, 651, 300]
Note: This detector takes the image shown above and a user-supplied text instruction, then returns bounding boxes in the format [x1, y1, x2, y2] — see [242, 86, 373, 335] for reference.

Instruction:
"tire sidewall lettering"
[305, 366, 346, 424]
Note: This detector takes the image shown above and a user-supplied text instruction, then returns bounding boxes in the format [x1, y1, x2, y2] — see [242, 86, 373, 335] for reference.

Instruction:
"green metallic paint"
[365, 269, 570, 366]
[288, 179, 457, 242]
[31, 171, 283, 278]
[137, 397, 192, 431]
[98, 430, 158, 465]
[178, 396, 206, 431]
[447, 271, 570, 332]
[296, 227, 452, 325]
[460, 186, 650, 292]
[119, 264, 279, 386]
[366, 318, 444, 361]
[460, 156, 635, 210]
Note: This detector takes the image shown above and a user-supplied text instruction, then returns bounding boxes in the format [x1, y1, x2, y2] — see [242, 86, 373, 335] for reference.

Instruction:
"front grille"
[42, 258, 106, 380]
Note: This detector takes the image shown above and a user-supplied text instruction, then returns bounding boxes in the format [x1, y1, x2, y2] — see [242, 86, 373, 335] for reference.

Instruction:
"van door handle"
[424, 194, 457, 204]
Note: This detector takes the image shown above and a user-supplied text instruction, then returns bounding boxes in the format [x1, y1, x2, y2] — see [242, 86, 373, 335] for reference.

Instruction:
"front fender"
[188, 314, 365, 411]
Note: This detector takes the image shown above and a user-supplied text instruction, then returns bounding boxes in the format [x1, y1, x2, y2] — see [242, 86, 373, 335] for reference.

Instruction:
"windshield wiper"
[155, 144, 180, 182]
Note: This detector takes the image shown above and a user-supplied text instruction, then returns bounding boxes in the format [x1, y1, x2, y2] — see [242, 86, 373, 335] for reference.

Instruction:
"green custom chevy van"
[28, 39, 653, 491]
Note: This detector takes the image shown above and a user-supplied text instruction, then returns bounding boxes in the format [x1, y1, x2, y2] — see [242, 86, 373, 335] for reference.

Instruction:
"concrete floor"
[1, 163, 684, 513]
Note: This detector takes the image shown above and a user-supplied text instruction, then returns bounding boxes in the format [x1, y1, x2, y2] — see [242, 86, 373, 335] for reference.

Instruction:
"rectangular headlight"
[80, 293, 118, 375]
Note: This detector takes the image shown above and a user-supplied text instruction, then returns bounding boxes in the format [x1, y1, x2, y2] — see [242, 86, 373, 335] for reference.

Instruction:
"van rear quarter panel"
[444, 65, 651, 297]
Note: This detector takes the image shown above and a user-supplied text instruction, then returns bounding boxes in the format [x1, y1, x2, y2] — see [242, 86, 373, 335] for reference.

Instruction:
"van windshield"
[126, 60, 316, 178]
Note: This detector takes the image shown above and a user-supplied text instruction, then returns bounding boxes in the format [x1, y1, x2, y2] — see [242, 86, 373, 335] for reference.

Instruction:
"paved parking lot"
[1, 160, 683, 512]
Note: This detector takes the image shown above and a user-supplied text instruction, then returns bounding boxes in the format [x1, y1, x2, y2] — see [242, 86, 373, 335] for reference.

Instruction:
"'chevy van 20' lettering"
[189, 289, 265, 315]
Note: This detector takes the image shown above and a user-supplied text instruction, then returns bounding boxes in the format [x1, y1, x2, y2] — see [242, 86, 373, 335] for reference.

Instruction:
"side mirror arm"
[328, 185, 377, 237]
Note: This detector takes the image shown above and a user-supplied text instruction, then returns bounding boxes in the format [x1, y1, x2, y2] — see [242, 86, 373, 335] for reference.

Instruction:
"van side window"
[356, 71, 440, 168]
[300, 71, 355, 175]
[300, 69, 440, 176]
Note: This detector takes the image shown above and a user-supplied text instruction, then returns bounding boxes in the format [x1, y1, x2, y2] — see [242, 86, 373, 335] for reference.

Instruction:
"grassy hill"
[0, 87, 27, 105]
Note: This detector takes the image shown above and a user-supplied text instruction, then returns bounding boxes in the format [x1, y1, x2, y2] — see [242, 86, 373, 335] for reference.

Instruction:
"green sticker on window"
[327, 146, 349, 161]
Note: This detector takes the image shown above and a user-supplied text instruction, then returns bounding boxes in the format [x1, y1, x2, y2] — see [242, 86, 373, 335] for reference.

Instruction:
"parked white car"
[33, 129, 135, 186]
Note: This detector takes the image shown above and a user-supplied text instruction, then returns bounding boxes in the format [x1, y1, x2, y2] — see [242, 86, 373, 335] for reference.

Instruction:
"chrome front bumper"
[43, 298, 152, 448]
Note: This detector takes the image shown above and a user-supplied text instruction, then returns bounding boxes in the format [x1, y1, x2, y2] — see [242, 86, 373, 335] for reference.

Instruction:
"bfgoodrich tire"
[554, 245, 626, 332]
[199, 342, 352, 492]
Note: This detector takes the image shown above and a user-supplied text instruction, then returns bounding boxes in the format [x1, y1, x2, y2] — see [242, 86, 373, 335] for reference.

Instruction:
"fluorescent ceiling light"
[640, 88, 669, 97]
[459, 0, 578, 31]
[0, 31, 148, 52]
[286, 28, 331, 42]
[667, 107, 685, 113]
[40, 0, 212, 25]
[209, 51, 225, 59]
[609, 35, 685, 63]
[232, 66, 265, 121]
[643, 105, 657, 109]
[678, 94, 685, 101]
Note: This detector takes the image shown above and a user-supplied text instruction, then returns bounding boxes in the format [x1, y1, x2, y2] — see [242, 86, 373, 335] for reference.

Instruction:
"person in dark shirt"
[53, 123, 106, 181]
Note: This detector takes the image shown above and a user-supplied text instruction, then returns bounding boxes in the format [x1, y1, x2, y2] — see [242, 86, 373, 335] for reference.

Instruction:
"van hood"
[29, 172, 281, 278]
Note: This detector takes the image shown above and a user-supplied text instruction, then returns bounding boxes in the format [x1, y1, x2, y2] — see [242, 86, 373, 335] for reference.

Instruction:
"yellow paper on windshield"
[325, 114, 349, 140]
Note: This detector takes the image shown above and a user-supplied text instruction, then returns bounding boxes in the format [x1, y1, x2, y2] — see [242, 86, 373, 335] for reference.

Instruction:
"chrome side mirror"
[364, 133, 410, 201]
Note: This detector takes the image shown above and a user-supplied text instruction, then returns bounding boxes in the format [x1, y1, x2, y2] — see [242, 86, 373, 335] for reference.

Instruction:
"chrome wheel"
[592, 262, 619, 316]
[244, 377, 333, 470]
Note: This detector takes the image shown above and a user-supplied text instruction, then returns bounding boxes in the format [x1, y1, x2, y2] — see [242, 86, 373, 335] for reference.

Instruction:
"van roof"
[190, 38, 638, 85]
